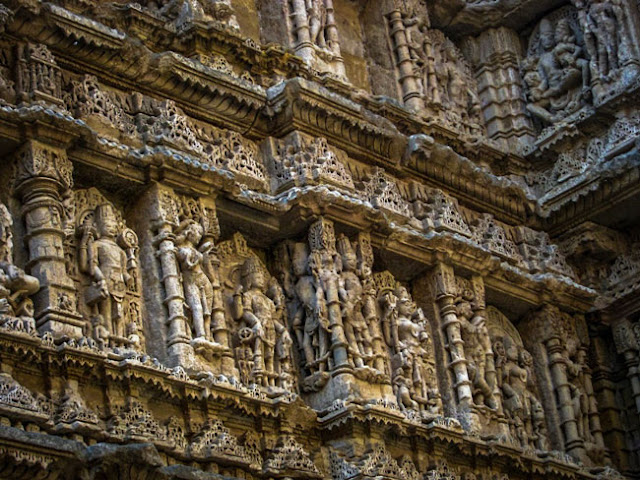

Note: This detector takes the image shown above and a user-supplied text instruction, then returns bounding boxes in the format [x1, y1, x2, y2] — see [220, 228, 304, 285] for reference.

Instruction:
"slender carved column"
[433, 263, 472, 408]
[291, 0, 313, 63]
[13, 140, 82, 338]
[386, 9, 425, 112]
[546, 336, 586, 458]
[612, 319, 640, 413]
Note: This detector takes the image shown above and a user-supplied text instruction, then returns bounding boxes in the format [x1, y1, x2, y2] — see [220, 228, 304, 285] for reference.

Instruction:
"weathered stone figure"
[524, 16, 589, 124]
[233, 257, 291, 388]
[79, 204, 131, 342]
[456, 300, 497, 410]
[0, 203, 39, 325]
[574, 0, 624, 81]
[337, 235, 373, 370]
[174, 220, 215, 341]
[307, 0, 327, 48]
[382, 286, 441, 415]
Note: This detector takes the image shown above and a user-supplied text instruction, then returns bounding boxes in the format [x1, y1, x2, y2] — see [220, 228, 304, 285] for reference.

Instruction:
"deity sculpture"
[337, 235, 373, 370]
[307, 0, 327, 49]
[565, 340, 593, 445]
[456, 299, 497, 410]
[232, 257, 292, 389]
[499, 338, 547, 449]
[79, 204, 133, 345]
[574, 0, 625, 81]
[381, 286, 441, 416]
[524, 16, 590, 125]
[0, 203, 39, 329]
[174, 219, 215, 342]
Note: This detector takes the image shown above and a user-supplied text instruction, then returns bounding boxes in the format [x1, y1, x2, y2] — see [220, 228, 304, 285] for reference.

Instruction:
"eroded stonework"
[0, 0, 636, 478]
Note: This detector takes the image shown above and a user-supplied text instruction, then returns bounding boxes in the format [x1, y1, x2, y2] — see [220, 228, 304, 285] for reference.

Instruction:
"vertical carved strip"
[433, 263, 473, 409]
[13, 140, 82, 338]
[386, 9, 425, 112]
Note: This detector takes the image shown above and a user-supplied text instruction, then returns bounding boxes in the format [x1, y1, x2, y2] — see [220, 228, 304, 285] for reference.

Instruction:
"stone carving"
[264, 132, 355, 193]
[523, 8, 591, 125]
[471, 214, 522, 265]
[360, 168, 412, 219]
[330, 443, 420, 480]
[388, 5, 484, 136]
[68, 189, 143, 350]
[16, 43, 63, 107]
[572, 0, 627, 84]
[487, 306, 548, 450]
[263, 435, 321, 478]
[0, 203, 39, 333]
[285, 0, 345, 76]
[188, 419, 257, 468]
[409, 183, 472, 237]
[454, 287, 498, 411]
[377, 271, 441, 418]
[108, 399, 180, 450]
[228, 246, 294, 391]
[64, 75, 136, 139]
[144, 0, 239, 31]
[152, 189, 234, 374]
[0, 372, 52, 422]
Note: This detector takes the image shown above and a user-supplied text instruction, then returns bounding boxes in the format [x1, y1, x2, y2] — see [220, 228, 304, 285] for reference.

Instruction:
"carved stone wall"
[0, 0, 636, 478]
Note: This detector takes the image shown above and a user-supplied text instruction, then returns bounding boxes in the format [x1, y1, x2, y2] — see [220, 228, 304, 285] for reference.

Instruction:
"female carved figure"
[382, 286, 440, 415]
[79, 204, 131, 341]
[306, 0, 327, 48]
[174, 219, 215, 341]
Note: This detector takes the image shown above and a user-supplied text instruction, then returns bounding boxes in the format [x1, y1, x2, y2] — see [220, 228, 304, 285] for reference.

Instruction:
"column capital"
[14, 140, 73, 191]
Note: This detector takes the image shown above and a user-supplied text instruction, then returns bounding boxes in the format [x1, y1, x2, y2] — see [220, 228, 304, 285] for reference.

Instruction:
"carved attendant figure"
[175, 219, 215, 341]
[79, 204, 131, 341]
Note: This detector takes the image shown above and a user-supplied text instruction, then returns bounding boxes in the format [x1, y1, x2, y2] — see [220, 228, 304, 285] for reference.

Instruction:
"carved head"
[178, 220, 204, 246]
[337, 234, 357, 272]
[394, 286, 416, 316]
[493, 339, 506, 358]
[518, 348, 533, 367]
[455, 300, 473, 320]
[96, 204, 119, 239]
[539, 18, 555, 51]
[555, 18, 574, 44]
[242, 257, 266, 291]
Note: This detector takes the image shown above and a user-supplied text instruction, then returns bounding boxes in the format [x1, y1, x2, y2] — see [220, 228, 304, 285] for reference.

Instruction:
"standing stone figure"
[174, 219, 215, 342]
[381, 286, 441, 416]
[456, 299, 497, 409]
[306, 0, 327, 48]
[233, 257, 292, 389]
[79, 204, 131, 344]
[574, 0, 625, 81]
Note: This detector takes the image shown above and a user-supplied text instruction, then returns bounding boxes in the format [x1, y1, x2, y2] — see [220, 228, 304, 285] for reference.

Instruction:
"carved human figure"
[0, 204, 39, 324]
[290, 243, 329, 376]
[456, 300, 497, 409]
[306, 0, 327, 48]
[524, 17, 589, 124]
[360, 264, 388, 376]
[233, 258, 291, 388]
[382, 286, 440, 415]
[174, 220, 215, 341]
[337, 235, 372, 369]
[566, 342, 593, 444]
[574, 0, 624, 80]
[79, 204, 131, 341]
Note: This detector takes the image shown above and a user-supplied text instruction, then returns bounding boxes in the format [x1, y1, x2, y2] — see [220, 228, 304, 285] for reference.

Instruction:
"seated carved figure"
[524, 17, 590, 125]
[0, 204, 39, 331]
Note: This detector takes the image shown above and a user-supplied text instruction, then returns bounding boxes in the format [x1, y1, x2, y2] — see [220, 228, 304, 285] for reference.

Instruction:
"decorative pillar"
[290, 0, 312, 62]
[13, 140, 82, 338]
[386, 9, 425, 112]
[460, 28, 535, 151]
[432, 263, 473, 409]
[521, 305, 587, 461]
[612, 319, 640, 413]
